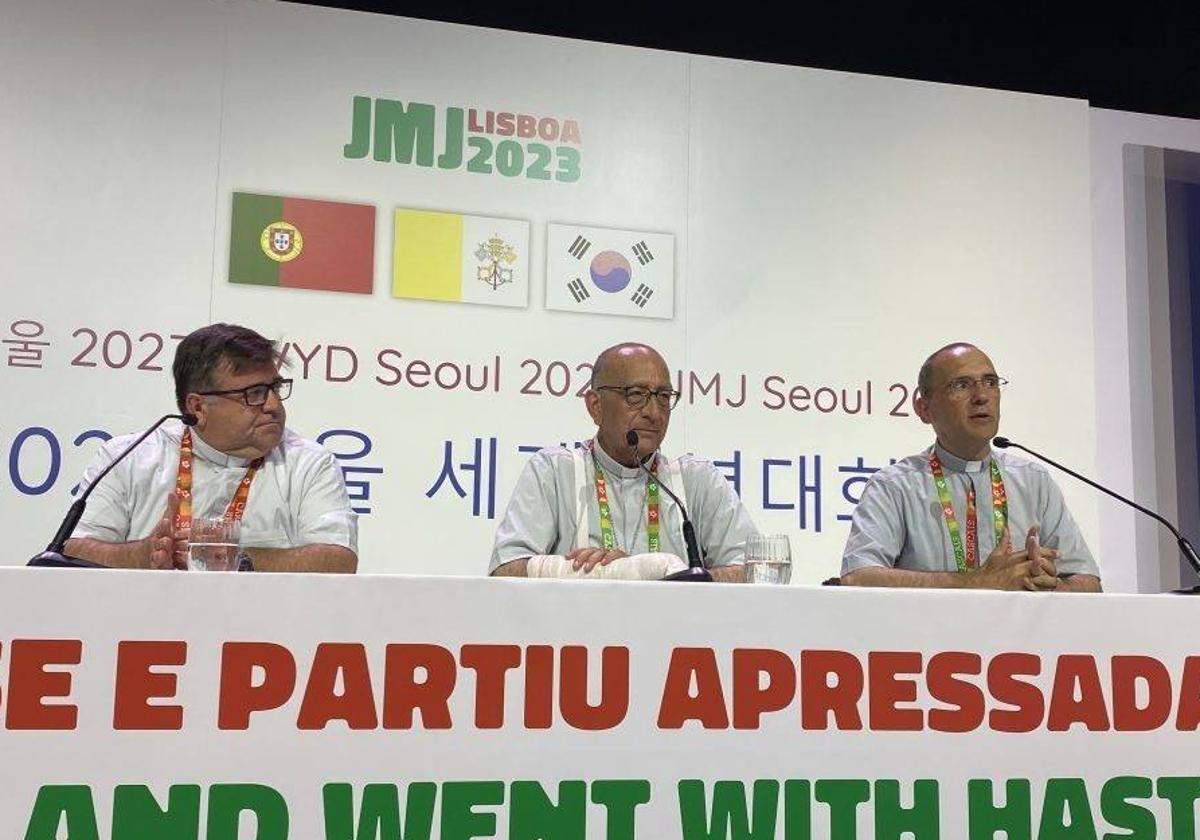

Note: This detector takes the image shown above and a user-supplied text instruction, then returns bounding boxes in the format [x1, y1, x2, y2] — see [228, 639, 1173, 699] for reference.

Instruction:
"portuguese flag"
[228, 192, 375, 294]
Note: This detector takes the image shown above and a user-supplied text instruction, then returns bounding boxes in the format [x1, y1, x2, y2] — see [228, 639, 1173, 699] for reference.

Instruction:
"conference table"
[2, 566, 1197, 839]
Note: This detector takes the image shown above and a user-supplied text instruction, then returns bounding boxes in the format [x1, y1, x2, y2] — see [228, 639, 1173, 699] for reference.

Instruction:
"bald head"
[586, 342, 673, 466]
[590, 342, 667, 387]
[913, 342, 1001, 461]
[918, 342, 980, 396]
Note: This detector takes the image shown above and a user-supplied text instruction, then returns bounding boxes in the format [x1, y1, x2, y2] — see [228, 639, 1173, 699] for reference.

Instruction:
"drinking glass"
[187, 518, 241, 572]
[745, 534, 792, 584]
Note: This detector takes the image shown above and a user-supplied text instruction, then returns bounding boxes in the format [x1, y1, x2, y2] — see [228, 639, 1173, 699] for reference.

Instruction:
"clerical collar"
[189, 427, 256, 469]
[932, 441, 991, 474]
[592, 436, 655, 480]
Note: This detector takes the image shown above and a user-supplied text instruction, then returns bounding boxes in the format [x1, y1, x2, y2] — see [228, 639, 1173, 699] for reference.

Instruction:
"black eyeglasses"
[595, 385, 682, 410]
[196, 378, 293, 407]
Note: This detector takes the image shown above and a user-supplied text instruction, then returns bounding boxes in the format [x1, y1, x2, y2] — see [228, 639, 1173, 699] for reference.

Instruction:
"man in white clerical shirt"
[65, 323, 357, 573]
[490, 341, 758, 581]
[841, 342, 1101, 592]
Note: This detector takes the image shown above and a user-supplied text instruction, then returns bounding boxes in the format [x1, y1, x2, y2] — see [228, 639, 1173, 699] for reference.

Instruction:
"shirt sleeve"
[489, 452, 562, 573]
[1032, 466, 1100, 578]
[291, 449, 358, 555]
[70, 436, 136, 543]
[683, 459, 760, 568]
[840, 474, 906, 575]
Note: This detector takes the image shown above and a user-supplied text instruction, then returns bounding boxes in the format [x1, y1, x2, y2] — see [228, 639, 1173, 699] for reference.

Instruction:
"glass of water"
[745, 534, 792, 584]
[188, 518, 241, 572]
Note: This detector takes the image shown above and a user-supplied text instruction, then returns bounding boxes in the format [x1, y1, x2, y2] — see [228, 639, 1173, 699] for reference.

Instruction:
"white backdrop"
[0, 0, 1102, 583]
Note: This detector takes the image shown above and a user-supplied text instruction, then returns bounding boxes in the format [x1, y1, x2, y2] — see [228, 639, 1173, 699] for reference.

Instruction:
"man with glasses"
[490, 342, 758, 581]
[840, 342, 1100, 591]
[65, 323, 357, 572]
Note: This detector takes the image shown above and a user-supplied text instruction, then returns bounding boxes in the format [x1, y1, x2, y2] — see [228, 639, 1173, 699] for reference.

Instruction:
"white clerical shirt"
[71, 421, 357, 553]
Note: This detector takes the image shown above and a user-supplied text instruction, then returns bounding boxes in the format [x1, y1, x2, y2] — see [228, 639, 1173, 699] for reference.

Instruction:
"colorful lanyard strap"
[928, 448, 1008, 572]
[590, 441, 661, 552]
[174, 428, 264, 532]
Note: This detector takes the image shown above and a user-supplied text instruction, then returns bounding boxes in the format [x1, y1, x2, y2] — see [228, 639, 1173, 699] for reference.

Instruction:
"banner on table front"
[1, 568, 1197, 838]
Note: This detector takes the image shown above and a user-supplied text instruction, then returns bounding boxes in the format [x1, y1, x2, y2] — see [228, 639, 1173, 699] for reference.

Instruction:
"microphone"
[625, 429, 713, 582]
[993, 435, 1200, 590]
[29, 413, 198, 568]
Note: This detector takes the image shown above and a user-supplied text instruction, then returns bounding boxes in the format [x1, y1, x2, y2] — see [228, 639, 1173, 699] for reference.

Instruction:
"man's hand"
[969, 525, 1060, 591]
[146, 493, 188, 570]
[566, 547, 629, 573]
[1022, 525, 1059, 591]
[243, 544, 357, 573]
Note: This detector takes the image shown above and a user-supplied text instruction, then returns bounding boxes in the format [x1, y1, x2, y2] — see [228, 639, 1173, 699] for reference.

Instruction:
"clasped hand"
[145, 493, 189, 570]
[971, 525, 1059, 591]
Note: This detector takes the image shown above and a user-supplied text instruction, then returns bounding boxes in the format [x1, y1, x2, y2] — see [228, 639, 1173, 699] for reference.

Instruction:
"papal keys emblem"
[475, 234, 517, 290]
[259, 221, 304, 263]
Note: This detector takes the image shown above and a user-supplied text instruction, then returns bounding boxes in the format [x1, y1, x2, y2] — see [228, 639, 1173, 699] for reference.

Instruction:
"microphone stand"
[625, 430, 712, 582]
[993, 436, 1200, 594]
[29, 413, 197, 568]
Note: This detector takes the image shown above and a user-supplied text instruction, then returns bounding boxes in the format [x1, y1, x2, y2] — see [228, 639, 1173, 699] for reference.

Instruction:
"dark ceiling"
[291, 3, 1200, 121]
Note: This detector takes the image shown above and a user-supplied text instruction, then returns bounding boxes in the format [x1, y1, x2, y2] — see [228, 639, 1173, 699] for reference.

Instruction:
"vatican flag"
[392, 208, 530, 308]
[545, 223, 675, 319]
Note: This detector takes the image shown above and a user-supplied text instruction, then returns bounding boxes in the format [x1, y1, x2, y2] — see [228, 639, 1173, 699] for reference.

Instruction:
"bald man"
[490, 342, 759, 582]
[841, 342, 1101, 592]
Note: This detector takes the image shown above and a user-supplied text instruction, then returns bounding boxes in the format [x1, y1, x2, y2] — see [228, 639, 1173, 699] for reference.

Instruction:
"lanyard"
[174, 428, 263, 532]
[590, 442, 661, 552]
[928, 449, 1008, 572]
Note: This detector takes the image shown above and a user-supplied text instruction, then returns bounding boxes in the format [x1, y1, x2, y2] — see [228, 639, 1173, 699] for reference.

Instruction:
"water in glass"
[187, 518, 240, 572]
[745, 534, 792, 584]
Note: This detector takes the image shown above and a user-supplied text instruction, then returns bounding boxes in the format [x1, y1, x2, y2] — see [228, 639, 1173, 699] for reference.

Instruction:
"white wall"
[1090, 108, 1200, 592]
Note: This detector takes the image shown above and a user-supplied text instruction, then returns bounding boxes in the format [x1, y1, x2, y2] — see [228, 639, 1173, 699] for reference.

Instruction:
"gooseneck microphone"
[625, 429, 713, 582]
[29, 412, 198, 568]
[993, 436, 1200, 586]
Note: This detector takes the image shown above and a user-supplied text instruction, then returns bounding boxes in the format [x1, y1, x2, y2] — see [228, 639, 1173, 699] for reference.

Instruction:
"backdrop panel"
[1089, 108, 1200, 592]
[1, 0, 1099, 583]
